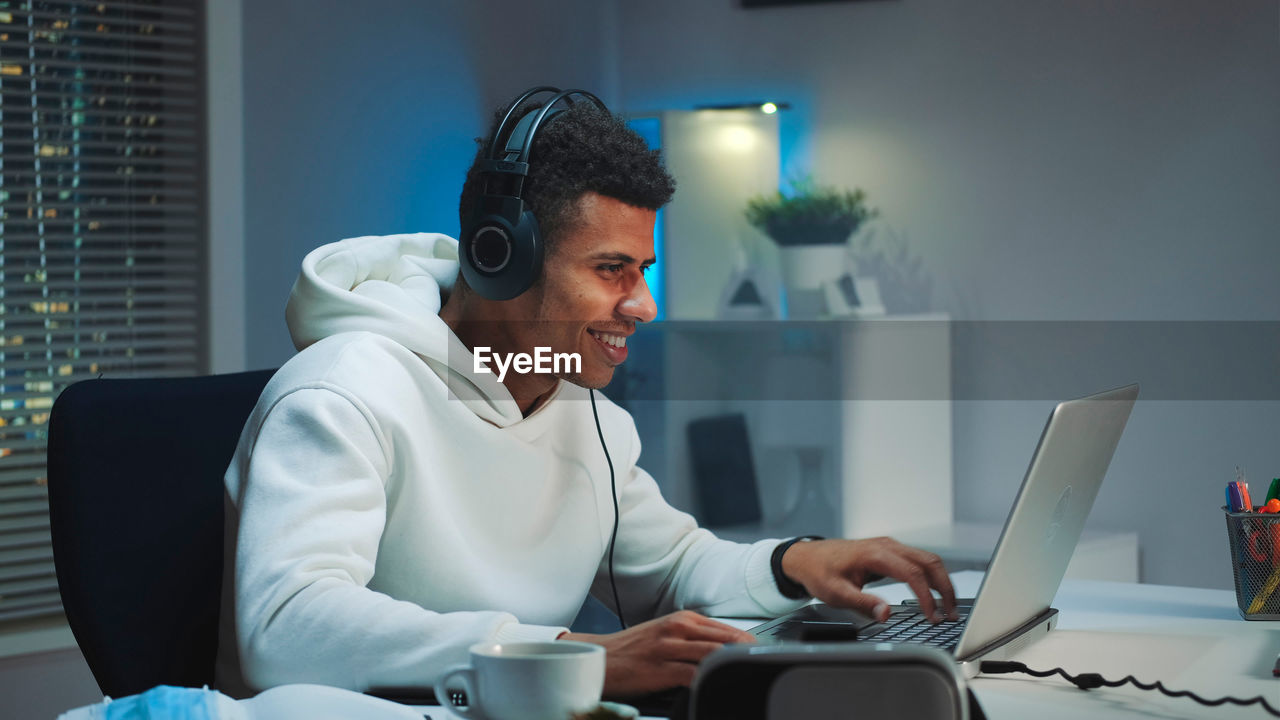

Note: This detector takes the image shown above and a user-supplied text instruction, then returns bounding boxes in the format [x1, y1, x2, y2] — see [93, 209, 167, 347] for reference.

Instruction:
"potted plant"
[744, 178, 878, 308]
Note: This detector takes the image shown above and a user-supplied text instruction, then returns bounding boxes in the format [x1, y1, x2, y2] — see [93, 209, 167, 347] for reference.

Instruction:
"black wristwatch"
[770, 535, 824, 599]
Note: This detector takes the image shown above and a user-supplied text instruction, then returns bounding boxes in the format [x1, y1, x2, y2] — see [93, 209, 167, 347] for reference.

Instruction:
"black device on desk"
[691, 644, 981, 720]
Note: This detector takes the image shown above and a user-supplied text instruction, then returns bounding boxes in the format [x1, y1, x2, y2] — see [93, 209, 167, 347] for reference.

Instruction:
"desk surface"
[422, 571, 1278, 720]
[830, 571, 1277, 720]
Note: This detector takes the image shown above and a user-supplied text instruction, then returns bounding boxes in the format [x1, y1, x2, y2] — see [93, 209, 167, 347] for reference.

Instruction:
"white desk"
[421, 571, 1275, 719]
[836, 571, 1278, 720]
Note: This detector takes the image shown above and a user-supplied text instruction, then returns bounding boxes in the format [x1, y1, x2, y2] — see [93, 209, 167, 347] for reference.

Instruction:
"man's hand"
[559, 610, 755, 697]
[781, 537, 958, 623]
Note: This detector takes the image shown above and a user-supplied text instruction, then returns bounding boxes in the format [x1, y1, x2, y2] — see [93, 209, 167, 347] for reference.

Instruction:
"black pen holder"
[1224, 508, 1280, 620]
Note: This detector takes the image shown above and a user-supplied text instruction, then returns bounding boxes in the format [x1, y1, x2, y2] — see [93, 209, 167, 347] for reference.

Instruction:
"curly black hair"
[457, 95, 676, 262]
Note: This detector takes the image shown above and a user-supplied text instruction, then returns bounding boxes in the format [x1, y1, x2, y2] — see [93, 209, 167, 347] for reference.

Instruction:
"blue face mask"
[103, 686, 221, 720]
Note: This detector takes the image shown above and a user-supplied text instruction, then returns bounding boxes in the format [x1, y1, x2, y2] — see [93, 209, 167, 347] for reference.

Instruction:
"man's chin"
[560, 368, 616, 392]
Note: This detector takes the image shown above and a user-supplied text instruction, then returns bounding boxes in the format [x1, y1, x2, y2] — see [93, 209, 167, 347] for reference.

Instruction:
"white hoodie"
[216, 233, 804, 695]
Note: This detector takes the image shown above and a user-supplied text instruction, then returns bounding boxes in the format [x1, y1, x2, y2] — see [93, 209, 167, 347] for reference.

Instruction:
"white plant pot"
[778, 244, 848, 291]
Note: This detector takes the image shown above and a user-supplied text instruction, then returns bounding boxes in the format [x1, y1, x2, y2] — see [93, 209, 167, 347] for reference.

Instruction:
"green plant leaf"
[744, 175, 879, 245]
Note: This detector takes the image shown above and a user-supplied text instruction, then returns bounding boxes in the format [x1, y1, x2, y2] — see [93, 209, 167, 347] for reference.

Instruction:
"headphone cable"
[979, 660, 1280, 717]
[589, 389, 627, 629]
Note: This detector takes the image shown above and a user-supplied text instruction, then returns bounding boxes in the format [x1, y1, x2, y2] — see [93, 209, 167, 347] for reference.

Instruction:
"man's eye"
[600, 264, 624, 273]
[640, 265, 653, 275]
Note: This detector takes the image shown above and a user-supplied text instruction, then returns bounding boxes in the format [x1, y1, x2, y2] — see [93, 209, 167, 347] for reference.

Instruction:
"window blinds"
[0, 0, 206, 624]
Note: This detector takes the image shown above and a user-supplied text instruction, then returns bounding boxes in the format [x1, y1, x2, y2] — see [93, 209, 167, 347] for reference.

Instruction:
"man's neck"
[440, 291, 555, 417]
[520, 385, 557, 417]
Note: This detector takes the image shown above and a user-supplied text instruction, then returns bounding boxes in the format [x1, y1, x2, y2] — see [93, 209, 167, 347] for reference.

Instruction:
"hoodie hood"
[286, 233, 536, 426]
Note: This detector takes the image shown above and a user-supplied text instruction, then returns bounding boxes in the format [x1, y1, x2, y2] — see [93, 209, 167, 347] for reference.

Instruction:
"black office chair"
[46, 369, 276, 698]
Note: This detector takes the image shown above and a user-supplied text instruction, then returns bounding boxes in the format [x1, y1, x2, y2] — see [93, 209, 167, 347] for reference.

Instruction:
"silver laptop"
[750, 384, 1139, 676]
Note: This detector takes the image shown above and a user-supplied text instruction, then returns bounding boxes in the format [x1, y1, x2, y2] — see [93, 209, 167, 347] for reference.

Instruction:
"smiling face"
[510, 191, 658, 391]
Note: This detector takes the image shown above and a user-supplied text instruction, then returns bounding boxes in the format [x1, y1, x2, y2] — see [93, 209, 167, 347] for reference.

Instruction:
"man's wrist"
[770, 536, 824, 599]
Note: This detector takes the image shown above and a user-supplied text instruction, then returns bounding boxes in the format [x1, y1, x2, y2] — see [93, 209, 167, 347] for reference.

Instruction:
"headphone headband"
[513, 89, 606, 163]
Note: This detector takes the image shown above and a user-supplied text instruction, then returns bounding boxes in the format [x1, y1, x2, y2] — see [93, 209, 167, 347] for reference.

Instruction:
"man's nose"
[619, 276, 658, 323]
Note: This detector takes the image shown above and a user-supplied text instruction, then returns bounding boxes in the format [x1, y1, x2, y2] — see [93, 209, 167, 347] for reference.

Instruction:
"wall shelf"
[624, 315, 953, 541]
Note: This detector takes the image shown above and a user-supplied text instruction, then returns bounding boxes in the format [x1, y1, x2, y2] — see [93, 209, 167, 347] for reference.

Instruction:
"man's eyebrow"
[590, 252, 657, 265]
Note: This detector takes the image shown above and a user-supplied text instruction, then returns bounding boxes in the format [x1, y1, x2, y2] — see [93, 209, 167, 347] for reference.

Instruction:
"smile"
[588, 329, 627, 348]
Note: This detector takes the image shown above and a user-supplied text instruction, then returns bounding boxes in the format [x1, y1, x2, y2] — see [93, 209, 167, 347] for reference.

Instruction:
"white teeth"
[591, 331, 626, 348]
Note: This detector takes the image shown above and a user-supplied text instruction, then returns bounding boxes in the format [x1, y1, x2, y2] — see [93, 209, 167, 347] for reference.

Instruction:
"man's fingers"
[658, 638, 730, 663]
[670, 612, 756, 644]
[869, 552, 942, 622]
[894, 546, 957, 619]
[913, 549, 958, 619]
[788, 538, 959, 629]
[826, 585, 890, 622]
[860, 542, 957, 622]
[698, 620, 756, 645]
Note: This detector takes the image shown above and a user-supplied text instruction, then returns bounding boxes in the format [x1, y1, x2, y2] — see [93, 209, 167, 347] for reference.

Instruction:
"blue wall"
[241, 0, 482, 368]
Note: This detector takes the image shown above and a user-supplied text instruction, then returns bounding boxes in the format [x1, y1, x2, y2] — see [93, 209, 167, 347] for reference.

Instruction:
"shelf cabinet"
[621, 315, 953, 542]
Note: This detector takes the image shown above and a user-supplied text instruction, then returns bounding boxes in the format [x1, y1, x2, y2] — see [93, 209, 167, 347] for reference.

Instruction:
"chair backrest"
[47, 369, 275, 698]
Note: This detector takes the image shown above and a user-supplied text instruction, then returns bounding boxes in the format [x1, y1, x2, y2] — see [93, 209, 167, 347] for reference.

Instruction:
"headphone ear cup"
[508, 209, 544, 295]
[459, 210, 543, 301]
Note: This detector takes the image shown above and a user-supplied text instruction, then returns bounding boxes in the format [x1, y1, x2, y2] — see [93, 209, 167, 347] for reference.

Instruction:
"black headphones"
[459, 86, 609, 301]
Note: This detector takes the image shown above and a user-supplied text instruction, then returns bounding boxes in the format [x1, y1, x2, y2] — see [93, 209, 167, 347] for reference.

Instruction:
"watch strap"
[770, 535, 824, 600]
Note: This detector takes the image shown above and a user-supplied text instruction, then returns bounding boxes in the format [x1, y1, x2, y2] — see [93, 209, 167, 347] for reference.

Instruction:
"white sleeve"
[228, 386, 566, 692]
[590, 423, 809, 621]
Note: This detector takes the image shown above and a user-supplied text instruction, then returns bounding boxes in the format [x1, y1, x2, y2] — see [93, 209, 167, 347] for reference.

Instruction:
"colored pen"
[1234, 468, 1251, 511]
[1229, 483, 1247, 513]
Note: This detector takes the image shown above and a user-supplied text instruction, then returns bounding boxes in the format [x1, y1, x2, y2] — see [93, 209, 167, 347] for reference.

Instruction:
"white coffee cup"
[434, 640, 605, 720]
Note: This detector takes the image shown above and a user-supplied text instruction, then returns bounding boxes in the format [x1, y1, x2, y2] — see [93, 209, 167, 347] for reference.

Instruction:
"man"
[217, 89, 956, 699]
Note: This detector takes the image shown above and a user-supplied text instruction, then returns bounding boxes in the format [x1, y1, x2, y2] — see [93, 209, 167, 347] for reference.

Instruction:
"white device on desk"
[750, 384, 1139, 677]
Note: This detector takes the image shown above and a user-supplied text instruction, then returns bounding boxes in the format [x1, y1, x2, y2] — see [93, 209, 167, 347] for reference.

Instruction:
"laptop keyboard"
[859, 609, 966, 651]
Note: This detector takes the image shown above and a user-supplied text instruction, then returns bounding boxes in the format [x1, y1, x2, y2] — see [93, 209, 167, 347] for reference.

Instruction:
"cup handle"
[435, 664, 484, 719]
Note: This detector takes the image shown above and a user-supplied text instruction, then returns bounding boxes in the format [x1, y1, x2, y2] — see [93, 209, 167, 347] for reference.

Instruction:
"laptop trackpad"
[792, 604, 878, 626]
[795, 622, 862, 642]
[771, 605, 878, 641]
